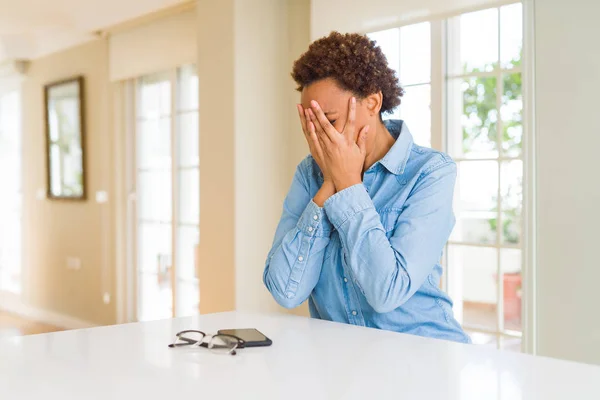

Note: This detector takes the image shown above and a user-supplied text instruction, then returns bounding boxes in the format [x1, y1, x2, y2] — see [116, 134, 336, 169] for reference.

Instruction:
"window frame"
[363, 0, 533, 353]
[444, 4, 524, 346]
[128, 65, 200, 322]
[0, 80, 23, 295]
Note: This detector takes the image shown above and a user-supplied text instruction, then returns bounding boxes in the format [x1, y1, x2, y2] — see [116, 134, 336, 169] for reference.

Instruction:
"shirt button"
[298, 256, 304, 262]
[343, 278, 348, 283]
[313, 215, 318, 221]
[308, 226, 313, 233]
[351, 310, 357, 316]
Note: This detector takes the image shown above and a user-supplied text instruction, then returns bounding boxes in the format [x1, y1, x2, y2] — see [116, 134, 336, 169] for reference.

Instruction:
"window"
[134, 64, 199, 321]
[368, 2, 524, 351]
[446, 3, 523, 351]
[0, 89, 22, 294]
[368, 22, 432, 147]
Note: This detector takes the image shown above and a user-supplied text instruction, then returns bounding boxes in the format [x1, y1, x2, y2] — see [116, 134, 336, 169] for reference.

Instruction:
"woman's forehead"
[300, 79, 350, 112]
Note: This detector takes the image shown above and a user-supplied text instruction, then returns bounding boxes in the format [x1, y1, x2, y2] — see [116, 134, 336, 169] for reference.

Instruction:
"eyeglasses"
[168, 330, 245, 356]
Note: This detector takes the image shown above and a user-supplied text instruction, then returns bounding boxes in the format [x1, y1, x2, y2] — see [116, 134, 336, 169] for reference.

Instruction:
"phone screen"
[219, 329, 268, 342]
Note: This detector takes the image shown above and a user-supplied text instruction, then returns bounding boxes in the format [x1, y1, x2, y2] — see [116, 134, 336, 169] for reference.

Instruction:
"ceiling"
[0, 0, 188, 63]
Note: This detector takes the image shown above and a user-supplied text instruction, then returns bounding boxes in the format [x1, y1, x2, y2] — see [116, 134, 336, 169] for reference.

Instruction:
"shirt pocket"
[378, 209, 403, 238]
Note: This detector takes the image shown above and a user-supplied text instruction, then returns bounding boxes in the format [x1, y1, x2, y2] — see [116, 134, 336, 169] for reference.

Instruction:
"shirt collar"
[378, 119, 413, 175]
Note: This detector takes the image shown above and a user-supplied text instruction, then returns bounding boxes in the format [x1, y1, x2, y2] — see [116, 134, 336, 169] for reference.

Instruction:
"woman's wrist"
[333, 175, 363, 192]
[313, 180, 336, 207]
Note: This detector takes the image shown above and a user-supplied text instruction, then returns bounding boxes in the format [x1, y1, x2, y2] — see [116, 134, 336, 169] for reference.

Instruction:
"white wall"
[311, 0, 504, 39]
[534, 0, 600, 365]
[234, 0, 312, 315]
[286, 0, 311, 172]
[20, 39, 115, 326]
[108, 8, 197, 81]
[234, 0, 291, 313]
[196, 0, 311, 315]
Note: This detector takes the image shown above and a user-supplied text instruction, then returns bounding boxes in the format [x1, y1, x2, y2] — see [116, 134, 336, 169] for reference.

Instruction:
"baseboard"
[0, 292, 98, 330]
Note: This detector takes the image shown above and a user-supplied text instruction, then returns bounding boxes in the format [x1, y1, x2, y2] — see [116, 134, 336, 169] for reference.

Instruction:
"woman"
[263, 32, 469, 343]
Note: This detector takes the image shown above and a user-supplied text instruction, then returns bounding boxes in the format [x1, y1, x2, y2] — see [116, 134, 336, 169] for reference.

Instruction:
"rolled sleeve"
[323, 184, 374, 230]
[264, 159, 333, 309]
[297, 200, 333, 237]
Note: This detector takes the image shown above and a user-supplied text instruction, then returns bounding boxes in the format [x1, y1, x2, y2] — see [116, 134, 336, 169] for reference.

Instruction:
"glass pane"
[177, 226, 199, 280]
[178, 111, 199, 167]
[447, 77, 498, 159]
[178, 64, 199, 111]
[0, 91, 20, 130]
[501, 160, 522, 244]
[500, 3, 523, 69]
[400, 84, 431, 147]
[448, 245, 498, 330]
[368, 28, 400, 78]
[138, 273, 172, 321]
[138, 222, 172, 273]
[501, 249, 522, 332]
[501, 73, 523, 157]
[138, 170, 172, 222]
[179, 169, 199, 225]
[400, 22, 431, 85]
[0, 91, 22, 294]
[138, 73, 170, 118]
[50, 144, 61, 196]
[137, 117, 171, 169]
[0, 213, 21, 293]
[138, 81, 159, 118]
[448, 8, 498, 75]
[452, 161, 498, 244]
[176, 280, 200, 317]
[368, 28, 401, 120]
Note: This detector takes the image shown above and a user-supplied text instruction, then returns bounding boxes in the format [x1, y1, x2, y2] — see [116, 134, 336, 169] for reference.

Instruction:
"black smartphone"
[217, 328, 272, 348]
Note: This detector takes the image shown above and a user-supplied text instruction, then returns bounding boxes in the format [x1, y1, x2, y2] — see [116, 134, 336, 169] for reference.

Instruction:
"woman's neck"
[363, 120, 396, 172]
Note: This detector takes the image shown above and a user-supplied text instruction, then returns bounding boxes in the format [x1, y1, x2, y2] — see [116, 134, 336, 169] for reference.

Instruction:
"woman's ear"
[365, 91, 383, 117]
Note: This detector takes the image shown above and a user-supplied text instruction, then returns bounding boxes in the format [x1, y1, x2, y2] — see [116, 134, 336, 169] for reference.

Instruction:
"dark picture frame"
[44, 76, 86, 200]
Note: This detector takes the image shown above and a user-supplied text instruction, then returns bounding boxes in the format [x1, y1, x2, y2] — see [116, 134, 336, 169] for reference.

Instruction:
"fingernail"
[311, 100, 318, 108]
[352, 97, 356, 104]
[365, 125, 370, 132]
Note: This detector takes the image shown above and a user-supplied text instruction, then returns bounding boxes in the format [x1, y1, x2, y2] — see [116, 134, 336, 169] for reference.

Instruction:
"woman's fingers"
[307, 108, 332, 146]
[310, 100, 340, 142]
[343, 97, 357, 141]
[297, 104, 309, 137]
[307, 117, 327, 157]
[357, 125, 370, 155]
[307, 120, 324, 158]
[306, 110, 326, 151]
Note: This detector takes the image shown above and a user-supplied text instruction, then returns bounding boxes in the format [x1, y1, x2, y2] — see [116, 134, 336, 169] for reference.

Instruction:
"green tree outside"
[461, 54, 523, 244]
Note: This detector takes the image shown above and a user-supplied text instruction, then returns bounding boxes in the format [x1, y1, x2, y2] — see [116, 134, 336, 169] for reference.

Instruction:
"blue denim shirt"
[264, 120, 470, 343]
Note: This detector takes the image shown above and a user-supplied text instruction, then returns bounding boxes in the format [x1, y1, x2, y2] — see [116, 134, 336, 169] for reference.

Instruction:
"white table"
[1, 311, 600, 399]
